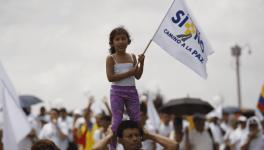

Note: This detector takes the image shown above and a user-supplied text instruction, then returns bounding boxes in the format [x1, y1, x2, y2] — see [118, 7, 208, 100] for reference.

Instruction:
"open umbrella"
[222, 106, 240, 114]
[159, 97, 214, 115]
[19, 95, 43, 108]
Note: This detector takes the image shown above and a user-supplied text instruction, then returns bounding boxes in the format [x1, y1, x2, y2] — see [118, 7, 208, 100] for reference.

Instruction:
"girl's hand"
[138, 54, 145, 64]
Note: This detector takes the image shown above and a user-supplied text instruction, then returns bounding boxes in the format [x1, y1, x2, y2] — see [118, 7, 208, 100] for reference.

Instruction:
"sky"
[0, 0, 263, 113]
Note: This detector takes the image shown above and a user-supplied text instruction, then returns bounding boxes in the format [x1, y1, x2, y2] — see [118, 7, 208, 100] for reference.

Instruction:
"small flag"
[152, 0, 214, 79]
[257, 84, 264, 112]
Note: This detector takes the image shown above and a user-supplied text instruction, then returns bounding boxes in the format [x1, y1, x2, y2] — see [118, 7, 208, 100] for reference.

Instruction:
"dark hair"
[117, 120, 143, 139]
[109, 26, 131, 54]
[173, 116, 183, 129]
[50, 108, 59, 114]
[31, 139, 60, 150]
[101, 115, 112, 122]
[60, 107, 67, 113]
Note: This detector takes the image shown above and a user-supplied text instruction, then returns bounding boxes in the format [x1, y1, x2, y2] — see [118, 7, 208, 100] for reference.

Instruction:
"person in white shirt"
[39, 108, 69, 150]
[207, 112, 224, 149]
[93, 115, 112, 143]
[223, 115, 240, 150]
[186, 113, 214, 150]
[139, 102, 156, 150]
[240, 117, 264, 150]
[58, 107, 75, 149]
[157, 112, 174, 150]
[169, 117, 187, 150]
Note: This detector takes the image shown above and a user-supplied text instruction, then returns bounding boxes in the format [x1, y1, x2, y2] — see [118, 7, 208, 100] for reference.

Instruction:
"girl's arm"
[106, 55, 137, 82]
[133, 54, 145, 80]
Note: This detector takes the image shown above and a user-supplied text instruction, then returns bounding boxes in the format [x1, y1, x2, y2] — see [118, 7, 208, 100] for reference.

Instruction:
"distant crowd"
[1, 95, 264, 150]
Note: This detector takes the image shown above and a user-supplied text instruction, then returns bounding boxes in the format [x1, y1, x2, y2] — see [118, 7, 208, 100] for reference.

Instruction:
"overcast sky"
[0, 0, 263, 112]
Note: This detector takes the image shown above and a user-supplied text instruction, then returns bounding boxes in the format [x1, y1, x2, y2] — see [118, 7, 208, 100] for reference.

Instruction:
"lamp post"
[231, 45, 242, 108]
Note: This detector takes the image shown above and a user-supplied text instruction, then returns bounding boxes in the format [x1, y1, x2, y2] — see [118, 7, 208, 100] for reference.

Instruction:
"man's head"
[50, 108, 59, 121]
[117, 120, 143, 150]
[248, 117, 260, 133]
[193, 113, 206, 132]
[31, 139, 60, 150]
[100, 115, 111, 130]
[59, 107, 67, 119]
[238, 116, 247, 129]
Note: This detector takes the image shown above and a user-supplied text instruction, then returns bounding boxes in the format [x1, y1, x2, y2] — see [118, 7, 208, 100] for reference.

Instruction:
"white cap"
[73, 108, 83, 116]
[207, 111, 219, 119]
[238, 116, 247, 122]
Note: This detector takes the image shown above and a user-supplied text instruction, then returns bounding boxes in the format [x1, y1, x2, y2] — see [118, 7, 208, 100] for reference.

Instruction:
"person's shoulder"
[106, 54, 115, 62]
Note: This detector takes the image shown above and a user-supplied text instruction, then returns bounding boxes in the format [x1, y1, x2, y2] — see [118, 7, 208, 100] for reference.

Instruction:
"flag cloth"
[257, 84, 264, 112]
[147, 93, 161, 130]
[0, 63, 31, 150]
[152, 0, 214, 79]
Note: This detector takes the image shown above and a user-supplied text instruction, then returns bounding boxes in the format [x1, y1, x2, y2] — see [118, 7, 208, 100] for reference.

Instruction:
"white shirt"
[142, 123, 156, 150]
[224, 127, 241, 150]
[189, 129, 214, 150]
[209, 122, 224, 144]
[58, 116, 73, 141]
[39, 121, 69, 150]
[93, 128, 106, 143]
[157, 122, 174, 150]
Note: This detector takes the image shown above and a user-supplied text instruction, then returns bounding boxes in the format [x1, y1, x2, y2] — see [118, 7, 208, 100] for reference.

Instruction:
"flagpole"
[141, 0, 176, 55]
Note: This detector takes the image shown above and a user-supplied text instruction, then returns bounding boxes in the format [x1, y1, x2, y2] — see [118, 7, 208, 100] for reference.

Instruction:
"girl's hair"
[109, 26, 131, 54]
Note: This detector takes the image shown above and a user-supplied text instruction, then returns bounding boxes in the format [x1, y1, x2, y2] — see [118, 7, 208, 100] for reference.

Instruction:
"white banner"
[0, 63, 31, 150]
[153, 0, 214, 79]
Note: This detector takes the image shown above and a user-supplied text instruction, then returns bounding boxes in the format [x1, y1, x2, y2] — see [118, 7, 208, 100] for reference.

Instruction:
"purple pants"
[110, 85, 140, 133]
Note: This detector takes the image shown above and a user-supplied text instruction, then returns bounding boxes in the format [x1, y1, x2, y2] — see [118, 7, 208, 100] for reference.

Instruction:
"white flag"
[0, 63, 31, 150]
[153, 0, 214, 79]
[147, 93, 161, 130]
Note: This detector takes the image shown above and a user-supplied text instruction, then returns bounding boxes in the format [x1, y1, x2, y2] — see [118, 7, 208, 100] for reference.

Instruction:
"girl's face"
[112, 33, 128, 52]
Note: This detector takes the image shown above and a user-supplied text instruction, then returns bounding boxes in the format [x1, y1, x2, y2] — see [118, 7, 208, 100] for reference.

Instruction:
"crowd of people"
[2, 94, 263, 150]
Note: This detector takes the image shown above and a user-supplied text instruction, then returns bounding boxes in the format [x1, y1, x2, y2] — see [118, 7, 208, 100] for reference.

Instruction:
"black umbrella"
[19, 95, 43, 108]
[159, 97, 214, 115]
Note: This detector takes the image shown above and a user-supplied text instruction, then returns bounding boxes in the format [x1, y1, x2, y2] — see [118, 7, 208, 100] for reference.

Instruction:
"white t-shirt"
[58, 116, 73, 141]
[189, 129, 214, 150]
[224, 128, 241, 150]
[142, 123, 156, 150]
[157, 122, 174, 150]
[93, 128, 106, 143]
[39, 122, 69, 150]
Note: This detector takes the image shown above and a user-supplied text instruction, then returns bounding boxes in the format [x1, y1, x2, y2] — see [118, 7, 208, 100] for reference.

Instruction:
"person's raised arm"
[106, 55, 137, 82]
[144, 129, 178, 150]
[92, 129, 114, 150]
[102, 96, 112, 117]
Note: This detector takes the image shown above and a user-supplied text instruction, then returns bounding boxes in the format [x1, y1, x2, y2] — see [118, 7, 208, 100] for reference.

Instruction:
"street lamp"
[231, 45, 242, 108]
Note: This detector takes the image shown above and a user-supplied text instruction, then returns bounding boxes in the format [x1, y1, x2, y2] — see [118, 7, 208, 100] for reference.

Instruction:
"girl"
[106, 26, 145, 149]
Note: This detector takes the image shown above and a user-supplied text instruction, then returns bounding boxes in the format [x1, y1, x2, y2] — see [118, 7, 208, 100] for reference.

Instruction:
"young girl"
[106, 26, 145, 149]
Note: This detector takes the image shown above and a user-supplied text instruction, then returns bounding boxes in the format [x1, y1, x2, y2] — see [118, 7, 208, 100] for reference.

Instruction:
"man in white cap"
[207, 111, 224, 149]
